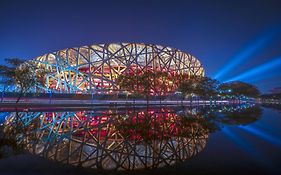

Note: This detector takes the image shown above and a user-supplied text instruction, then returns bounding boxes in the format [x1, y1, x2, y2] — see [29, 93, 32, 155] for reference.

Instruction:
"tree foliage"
[0, 58, 48, 102]
[116, 71, 221, 99]
[116, 69, 175, 97]
[218, 81, 260, 98]
[178, 76, 219, 98]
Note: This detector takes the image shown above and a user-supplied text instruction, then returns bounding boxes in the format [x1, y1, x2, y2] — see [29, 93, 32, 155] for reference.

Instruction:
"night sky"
[0, 0, 281, 93]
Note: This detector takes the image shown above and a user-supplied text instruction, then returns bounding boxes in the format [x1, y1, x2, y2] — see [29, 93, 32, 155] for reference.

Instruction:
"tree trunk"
[146, 93, 149, 106]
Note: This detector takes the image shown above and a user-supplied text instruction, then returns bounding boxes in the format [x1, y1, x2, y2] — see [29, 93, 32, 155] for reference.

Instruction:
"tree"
[116, 69, 175, 101]
[115, 72, 139, 97]
[198, 76, 220, 98]
[178, 76, 219, 98]
[0, 58, 47, 103]
[218, 81, 260, 98]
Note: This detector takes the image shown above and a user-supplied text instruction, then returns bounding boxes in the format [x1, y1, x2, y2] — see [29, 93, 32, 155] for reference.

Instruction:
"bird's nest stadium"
[32, 43, 204, 94]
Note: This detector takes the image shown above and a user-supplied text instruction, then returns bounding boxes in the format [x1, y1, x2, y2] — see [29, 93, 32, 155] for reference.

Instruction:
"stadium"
[33, 43, 204, 94]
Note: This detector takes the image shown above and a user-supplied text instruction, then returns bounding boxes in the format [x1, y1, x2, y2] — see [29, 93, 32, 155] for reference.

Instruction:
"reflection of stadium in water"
[6, 108, 209, 170]
[5, 104, 261, 171]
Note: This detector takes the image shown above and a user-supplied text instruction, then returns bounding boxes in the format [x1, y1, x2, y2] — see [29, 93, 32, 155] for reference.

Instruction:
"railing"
[0, 91, 252, 105]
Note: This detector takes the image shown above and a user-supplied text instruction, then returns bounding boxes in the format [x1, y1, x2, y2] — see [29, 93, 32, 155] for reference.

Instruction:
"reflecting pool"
[1, 104, 281, 174]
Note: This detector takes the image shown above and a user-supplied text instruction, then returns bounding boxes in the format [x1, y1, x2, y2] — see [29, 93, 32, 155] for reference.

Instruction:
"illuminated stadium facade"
[33, 43, 204, 94]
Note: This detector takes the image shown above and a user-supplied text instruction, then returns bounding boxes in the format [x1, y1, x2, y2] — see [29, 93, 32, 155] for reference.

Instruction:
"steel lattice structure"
[33, 43, 204, 93]
[6, 108, 208, 170]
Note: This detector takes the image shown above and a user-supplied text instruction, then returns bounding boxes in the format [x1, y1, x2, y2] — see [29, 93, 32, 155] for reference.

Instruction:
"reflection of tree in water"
[261, 103, 281, 112]
[219, 105, 262, 125]
[1, 112, 38, 158]
[176, 104, 262, 132]
[3, 104, 262, 171]
[114, 109, 208, 143]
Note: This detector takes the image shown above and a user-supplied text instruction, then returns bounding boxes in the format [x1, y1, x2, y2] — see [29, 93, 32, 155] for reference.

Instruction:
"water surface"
[0, 104, 280, 175]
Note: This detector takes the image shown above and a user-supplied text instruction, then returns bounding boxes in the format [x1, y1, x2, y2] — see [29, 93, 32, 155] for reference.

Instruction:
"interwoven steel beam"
[32, 43, 204, 93]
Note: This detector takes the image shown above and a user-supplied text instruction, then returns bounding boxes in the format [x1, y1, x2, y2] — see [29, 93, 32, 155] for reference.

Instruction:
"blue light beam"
[239, 126, 281, 148]
[214, 31, 276, 80]
[223, 127, 256, 153]
[222, 127, 272, 167]
[225, 56, 281, 82]
[246, 71, 280, 83]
